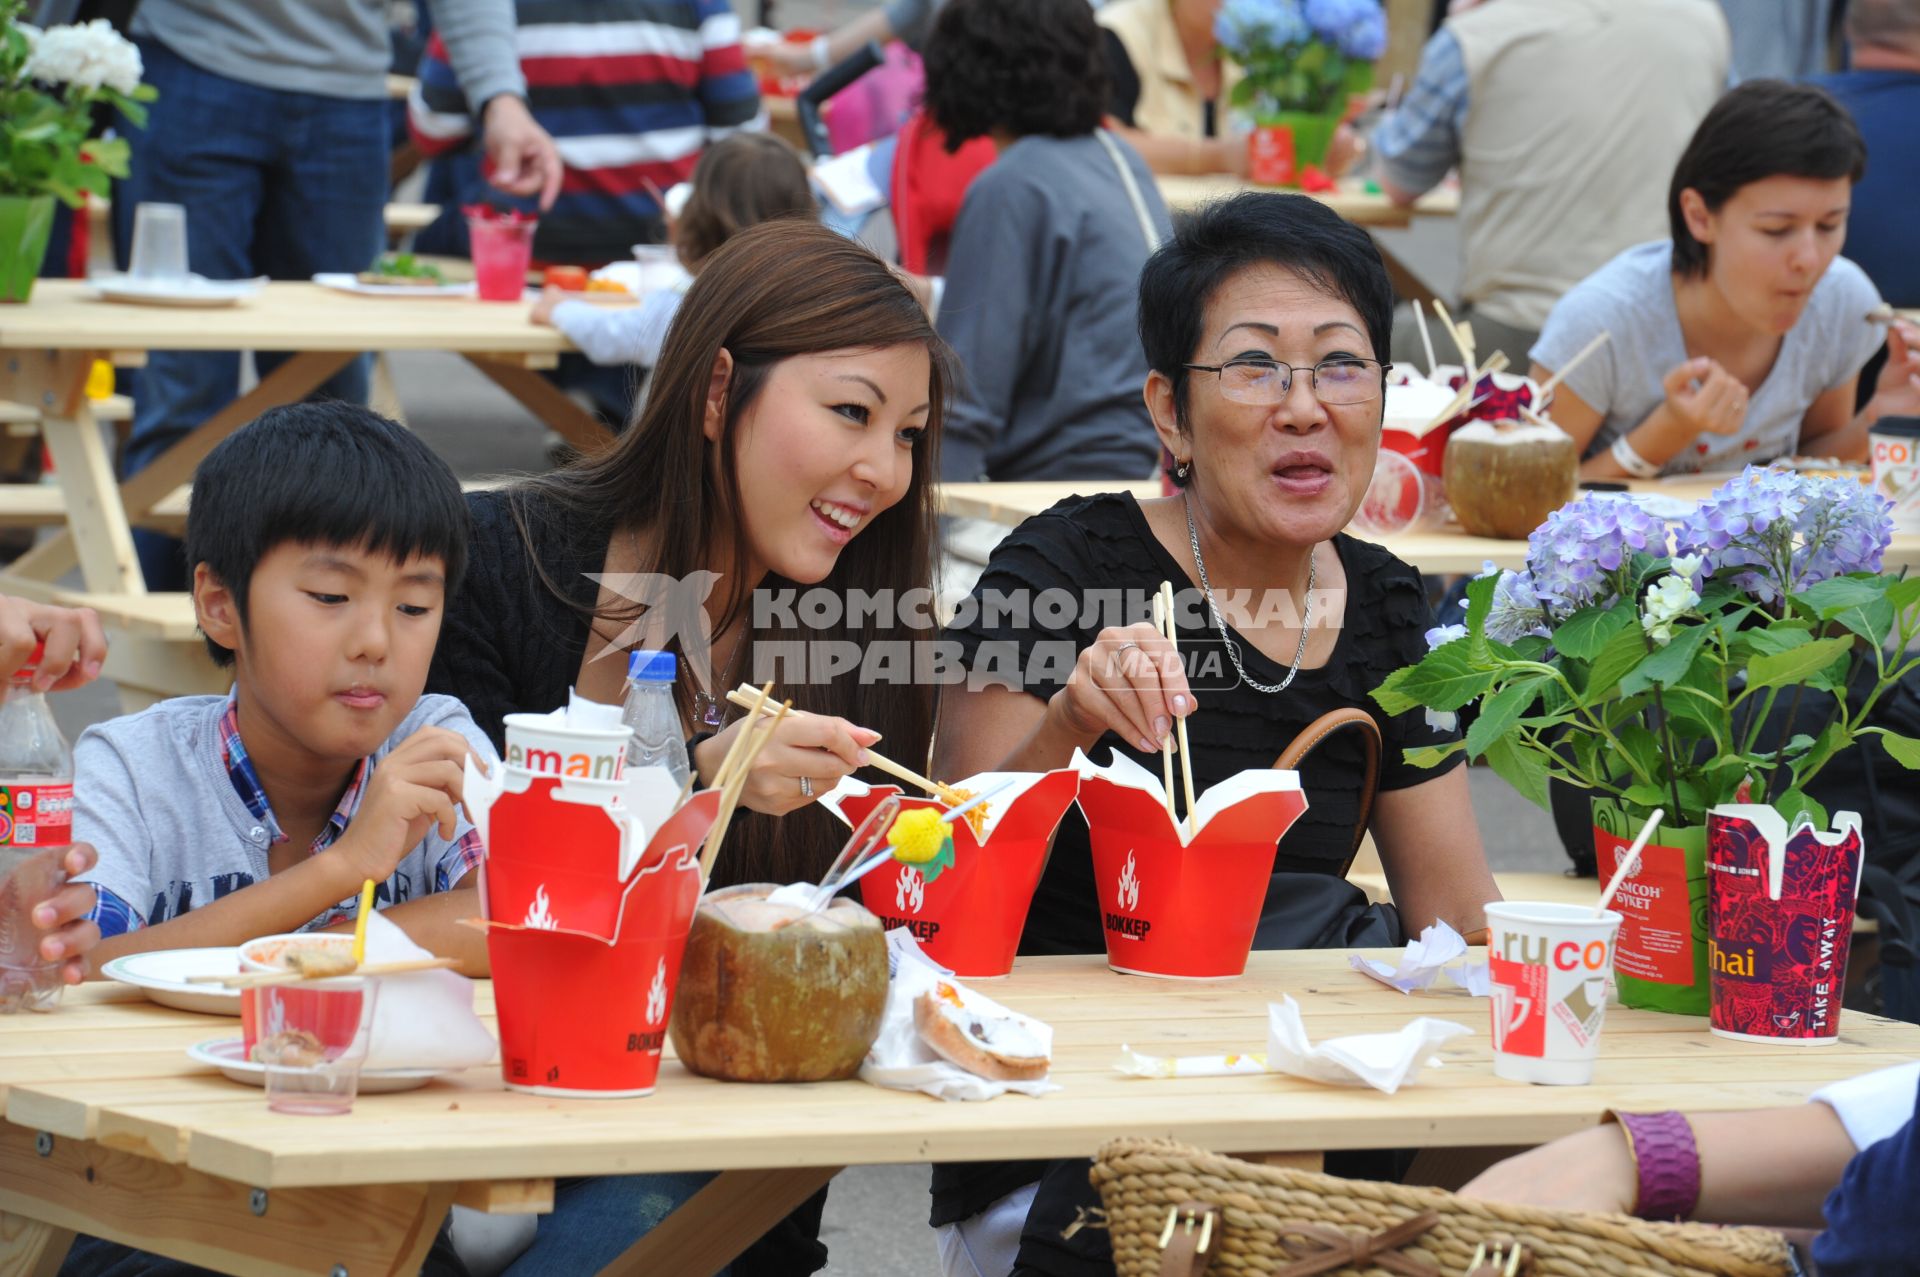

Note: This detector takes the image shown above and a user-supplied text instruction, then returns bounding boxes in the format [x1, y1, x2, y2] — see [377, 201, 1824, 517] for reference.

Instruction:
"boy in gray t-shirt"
[76, 403, 497, 969]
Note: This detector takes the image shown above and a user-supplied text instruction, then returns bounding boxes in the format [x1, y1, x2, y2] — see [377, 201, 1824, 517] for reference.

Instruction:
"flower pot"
[1247, 111, 1340, 188]
[0, 196, 57, 304]
[1590, 797, 1709, 1016]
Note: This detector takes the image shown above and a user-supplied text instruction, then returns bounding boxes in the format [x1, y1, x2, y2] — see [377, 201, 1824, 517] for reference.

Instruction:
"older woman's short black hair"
[1139, 192, 1394, 469]
[921, 0, 1108, 147]
[1668, 81, 1866, 279]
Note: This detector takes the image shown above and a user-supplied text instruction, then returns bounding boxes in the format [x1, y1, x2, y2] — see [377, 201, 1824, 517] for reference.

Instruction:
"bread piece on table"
[913, 982, 1049, 1081]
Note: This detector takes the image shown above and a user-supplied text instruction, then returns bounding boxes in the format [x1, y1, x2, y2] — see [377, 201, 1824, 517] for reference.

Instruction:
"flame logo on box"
[522, 884, 559, 931]
[896, 864, 925, 914]
[1117, 850, 1140, 912]
[644, 957, 668, 1026]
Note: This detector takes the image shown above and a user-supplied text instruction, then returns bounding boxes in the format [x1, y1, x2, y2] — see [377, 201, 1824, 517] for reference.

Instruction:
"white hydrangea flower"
[1640, 573, 1701, 647]
[25, 19, 144, 95]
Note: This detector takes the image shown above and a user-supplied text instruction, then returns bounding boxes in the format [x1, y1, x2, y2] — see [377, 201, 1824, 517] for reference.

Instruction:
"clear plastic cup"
[468, 214, 537, 301]
[250, 978, 379, 1115]
[129, 203, 189, 282]
[0, 845, 67, 1014]
[1351, 449, 1427, 537]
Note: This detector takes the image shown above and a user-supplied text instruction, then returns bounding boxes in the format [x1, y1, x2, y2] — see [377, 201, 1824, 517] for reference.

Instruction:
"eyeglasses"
[1182, 356, 1391, 406]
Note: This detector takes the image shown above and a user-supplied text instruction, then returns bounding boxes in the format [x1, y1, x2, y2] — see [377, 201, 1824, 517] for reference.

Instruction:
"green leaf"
[1771, 789, 1830, 831]
[1792, 721, 1850, 791]
[1510, 635, 1551, 662]
[1465, 676, 1549, 760]
[1619, 623, 1710, 696]
[1874, 731, 1920, 770]
[1484, 734, 1551, 811]
[1889, 577, 1920, 613]
[1620, 781, 1670, 809]
[1373, 641, 1495, 713]
[1746, 636, 1856, 692]
[1612, 723, 1668, 786]
[1551, 604, 1633, 661]
[1731, 625, 1811, 664]
[1794, 577, 1887, 621]
[1463, 572, 1498, 660]
[1403, 740, 1467, 770]
[1584, 624, 1652, 701]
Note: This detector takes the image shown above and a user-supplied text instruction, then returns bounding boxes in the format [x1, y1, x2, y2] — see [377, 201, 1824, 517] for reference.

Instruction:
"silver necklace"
[1183, 493, 1315, 694]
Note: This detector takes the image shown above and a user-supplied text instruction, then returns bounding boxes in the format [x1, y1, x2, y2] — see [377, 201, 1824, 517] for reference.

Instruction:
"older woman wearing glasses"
[928, 190, 1501, 1277]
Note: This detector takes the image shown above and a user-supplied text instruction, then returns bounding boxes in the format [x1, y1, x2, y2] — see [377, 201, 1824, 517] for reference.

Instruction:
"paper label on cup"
[1597, 829, 1692, 985]
[1488, 956, 1545, 1058]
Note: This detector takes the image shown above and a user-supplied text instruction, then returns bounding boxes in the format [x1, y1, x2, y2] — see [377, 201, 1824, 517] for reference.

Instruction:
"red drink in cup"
[466, 207, 537, 301]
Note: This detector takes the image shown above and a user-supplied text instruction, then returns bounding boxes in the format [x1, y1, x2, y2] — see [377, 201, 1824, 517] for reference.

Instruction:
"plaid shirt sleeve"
[1370, 27, 1469, 198]
[436, 827, 486, 892]
[83, 884, 145, 939]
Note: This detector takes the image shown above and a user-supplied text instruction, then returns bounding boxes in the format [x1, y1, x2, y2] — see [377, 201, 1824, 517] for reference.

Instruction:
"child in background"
[76, 403, 496, 974]
[530, 132, 816, 373]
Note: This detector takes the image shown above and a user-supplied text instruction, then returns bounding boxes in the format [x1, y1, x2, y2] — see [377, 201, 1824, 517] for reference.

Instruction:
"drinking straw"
[1151, 592, 1177, 823]
[939, 777, 1019, 825]
[1537, 330, 1611, 403]
[724, 684, 968, 805]
[810, 794, 902, 910]
[842, 843, 908, 890]
[199, 957, 462, 989]
[700, 696, 791, 882]
[1595, 807, 1664, 916]
[351, 879, 375, 966]
[1411, 299, 1439, 378]
[1159, 581, 1197, 838]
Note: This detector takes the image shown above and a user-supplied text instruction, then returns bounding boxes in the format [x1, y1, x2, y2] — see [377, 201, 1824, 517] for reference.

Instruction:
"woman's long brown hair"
[510, 219, 950, 886]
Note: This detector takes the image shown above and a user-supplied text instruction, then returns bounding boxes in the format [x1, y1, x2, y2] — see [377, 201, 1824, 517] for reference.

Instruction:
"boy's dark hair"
[185, 402, 469, 667]
[1139, 192, 1393, 485]
[675, 132, 816, 272]
[921, 0, 1108, 148]
[1668, 80, 1867, 279]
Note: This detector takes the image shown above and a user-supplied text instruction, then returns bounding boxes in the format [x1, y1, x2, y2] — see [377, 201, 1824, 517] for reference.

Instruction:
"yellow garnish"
[889, 807, 948, 864]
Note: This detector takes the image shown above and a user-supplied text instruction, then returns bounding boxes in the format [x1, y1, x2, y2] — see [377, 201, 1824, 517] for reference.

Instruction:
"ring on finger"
[799, 776, 814, 800]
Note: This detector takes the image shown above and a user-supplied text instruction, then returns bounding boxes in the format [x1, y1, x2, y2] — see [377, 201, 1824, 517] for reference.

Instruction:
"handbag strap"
[1155, 1202, 1220, 1277]
[1274, 707, 1382, 878]
[1096, 128, 1163, 254]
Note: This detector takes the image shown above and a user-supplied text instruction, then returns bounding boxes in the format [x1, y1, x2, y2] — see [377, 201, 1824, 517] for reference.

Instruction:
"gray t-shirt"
[1530, 241, 1884, 475]
[133, 0, 524, 104]
[73, 693, 497, 934]
[937, 131, 1169, 483]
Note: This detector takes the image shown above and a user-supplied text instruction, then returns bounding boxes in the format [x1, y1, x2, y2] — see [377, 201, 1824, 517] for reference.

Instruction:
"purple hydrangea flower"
[1215, 0, 1310, 52]
[1673, 467, 1892, 602]
[1485, 570, 1552, 644]
[1340, 6, 1388, 59]
[1526, 493, 1665, 611]
[1424, 622, 1467, 651]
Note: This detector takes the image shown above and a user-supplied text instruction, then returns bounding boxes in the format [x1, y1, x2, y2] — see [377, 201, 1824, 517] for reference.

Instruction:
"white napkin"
[358, 910, 497, 1072]
[1115, 996, 1468, 1095]
[860, 931, 1057, 1101]
[1069, 749, 1303, 847]
[1350, 921, 1490, 996]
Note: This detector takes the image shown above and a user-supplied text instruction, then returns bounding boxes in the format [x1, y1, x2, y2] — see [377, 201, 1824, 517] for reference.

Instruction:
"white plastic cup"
[128, 203, 189, 282]
[1485, 901, 1622, 1086]
[1869, 417, 1920, 533]
[502, 713, 631, 782]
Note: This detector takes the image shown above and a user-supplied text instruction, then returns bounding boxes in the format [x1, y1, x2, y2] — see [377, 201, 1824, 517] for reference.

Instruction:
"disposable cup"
[502, 713, 630, 782]
[1869, 417, 1920, 532]
[1485, 901, 1621, 1086]
[129, 203, 189, 282]
[247, 978, 378, 1115]
[468, 214, 536, 301]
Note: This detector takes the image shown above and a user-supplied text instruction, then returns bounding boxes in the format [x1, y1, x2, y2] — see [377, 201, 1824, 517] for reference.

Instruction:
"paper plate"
[312, 272, 474, 298]
[88, 273, 265, 307]
[100, 948, 243, 1016]
[187, 1038, 441, 1093]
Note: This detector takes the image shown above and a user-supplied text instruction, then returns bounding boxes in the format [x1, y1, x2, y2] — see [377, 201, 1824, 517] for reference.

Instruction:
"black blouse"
[945, 492, 1463, 958]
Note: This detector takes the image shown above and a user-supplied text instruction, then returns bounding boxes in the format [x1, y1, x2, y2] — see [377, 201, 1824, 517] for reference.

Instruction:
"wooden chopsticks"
[190, 957, 462, 989]
[723, 684, 966, 805]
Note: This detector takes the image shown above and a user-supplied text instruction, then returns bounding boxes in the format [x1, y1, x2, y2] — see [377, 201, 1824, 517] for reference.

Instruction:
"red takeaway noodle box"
[464, 758, 719, 1097]
[824, 770, 1080, 978]
[1072, 749, 1308, 979]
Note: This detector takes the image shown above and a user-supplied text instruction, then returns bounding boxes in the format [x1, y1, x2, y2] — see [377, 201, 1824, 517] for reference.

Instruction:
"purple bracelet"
[1614, 1110, 1701, 1221]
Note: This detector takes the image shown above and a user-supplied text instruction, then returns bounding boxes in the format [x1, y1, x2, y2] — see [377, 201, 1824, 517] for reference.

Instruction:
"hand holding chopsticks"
[722, 684, 961, 805]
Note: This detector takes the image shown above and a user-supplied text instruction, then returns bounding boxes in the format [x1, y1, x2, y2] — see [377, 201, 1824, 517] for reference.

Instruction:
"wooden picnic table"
[3, 949, 1914, 1276]
[0, 280, 605, 706]
[1156, 174, 1460, 228]
[940, 477, 1920, 577]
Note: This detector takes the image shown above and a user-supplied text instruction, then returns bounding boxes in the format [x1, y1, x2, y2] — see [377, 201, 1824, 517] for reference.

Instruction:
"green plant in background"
[1215, 0, 1386, 116]
[1, 0, 155, 207]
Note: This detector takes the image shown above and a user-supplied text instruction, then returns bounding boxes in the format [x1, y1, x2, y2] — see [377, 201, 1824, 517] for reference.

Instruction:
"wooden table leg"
[3, 350, 355, 588]
[0, 1124, 456, 1277]
[598, 1165, 843, 1277]
[0, 1212, 74, 1277]
[463, 355, 617, 456]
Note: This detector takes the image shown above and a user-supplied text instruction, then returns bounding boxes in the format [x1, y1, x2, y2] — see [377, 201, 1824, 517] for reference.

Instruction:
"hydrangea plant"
[1, 0, 155, 206]
[1216, 0, 1387, 115]
[1373, 467, 1920, 829]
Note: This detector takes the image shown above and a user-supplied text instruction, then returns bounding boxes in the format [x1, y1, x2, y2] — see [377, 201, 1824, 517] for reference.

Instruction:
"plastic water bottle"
[0, 645, 74, 1013]
[622, 651, 691, 826]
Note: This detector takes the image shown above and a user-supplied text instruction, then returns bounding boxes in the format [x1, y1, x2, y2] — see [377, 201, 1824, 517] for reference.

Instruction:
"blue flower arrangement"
[1215, 0, 1387, 115]
[1374, 467, 1920, 829]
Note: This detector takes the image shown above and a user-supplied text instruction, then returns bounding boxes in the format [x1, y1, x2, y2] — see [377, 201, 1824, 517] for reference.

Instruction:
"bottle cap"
[9, 641, 44, 681]
[627, 649, 677, 682]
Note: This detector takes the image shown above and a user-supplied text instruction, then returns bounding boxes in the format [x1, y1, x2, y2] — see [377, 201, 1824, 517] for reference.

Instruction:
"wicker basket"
[1091, 1137, 1793, 1277]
